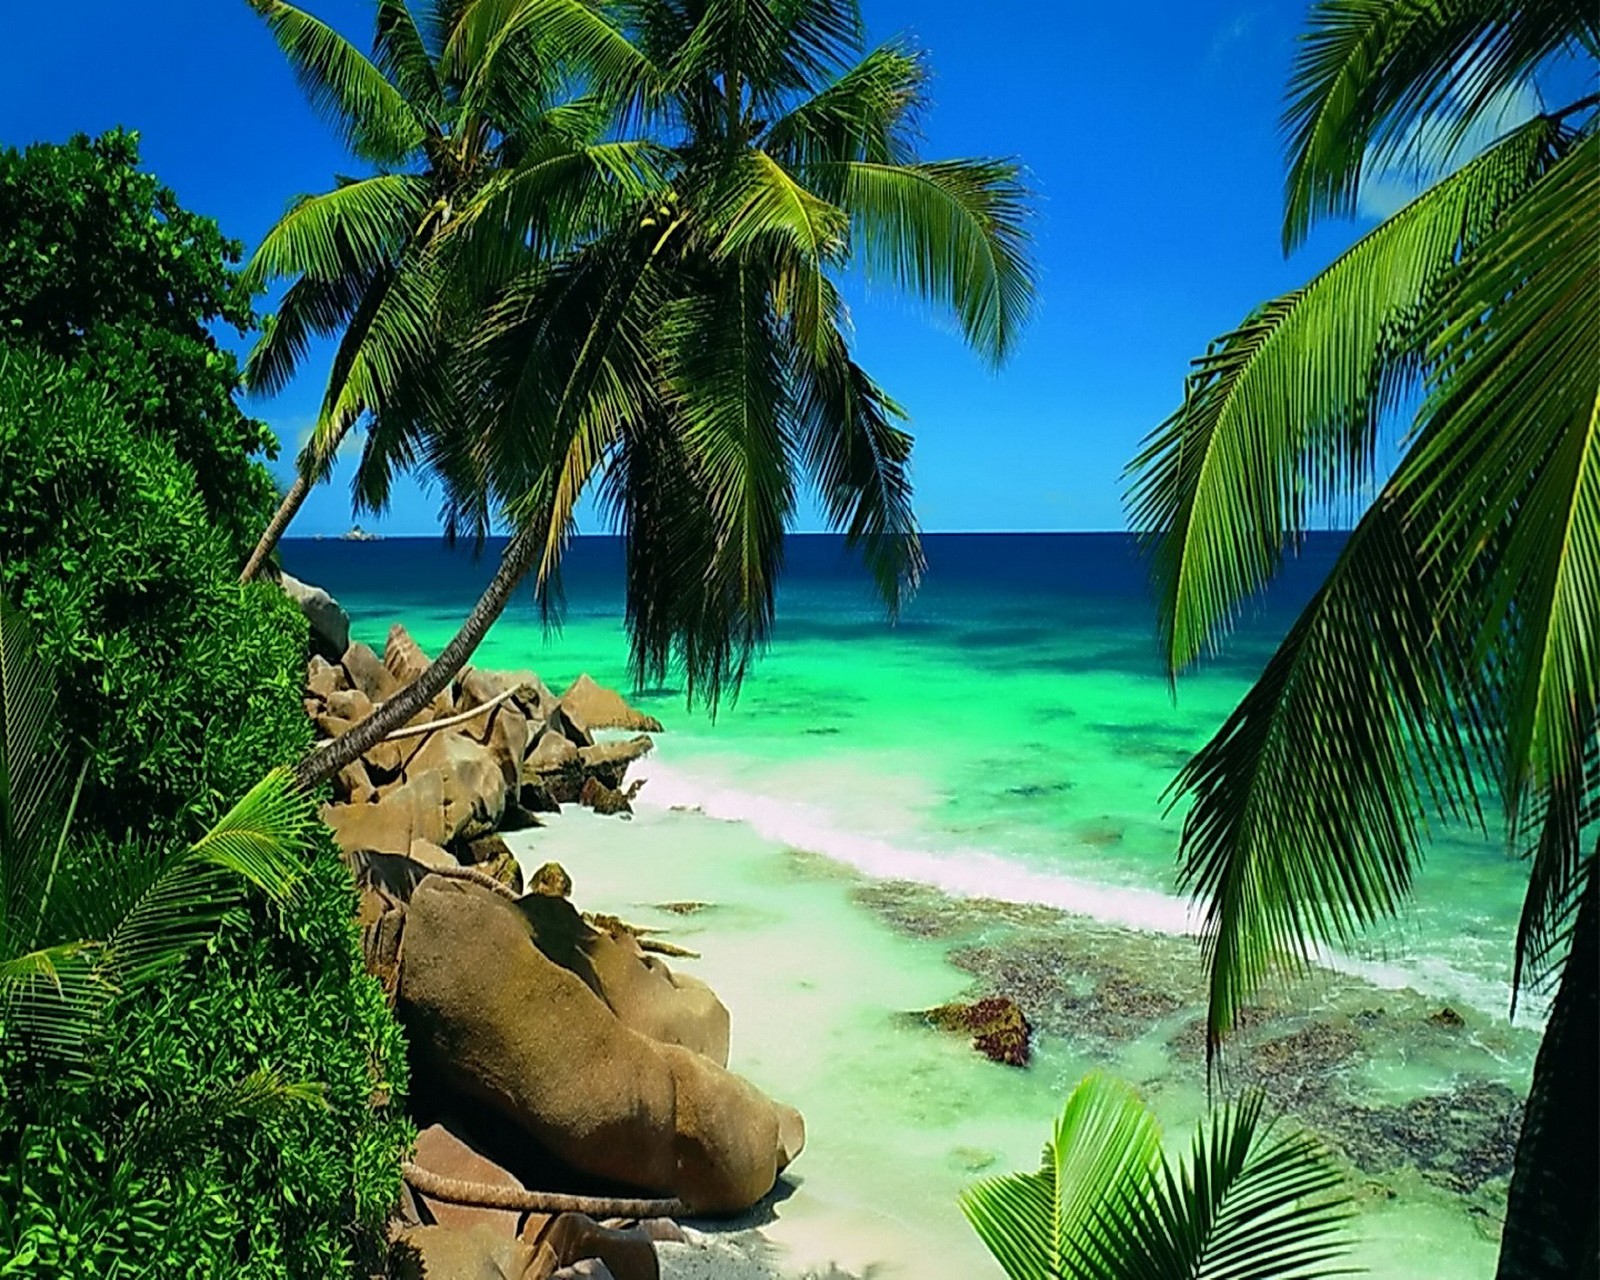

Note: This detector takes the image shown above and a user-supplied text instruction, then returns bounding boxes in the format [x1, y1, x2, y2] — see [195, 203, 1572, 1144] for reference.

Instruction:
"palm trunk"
[241, 468, 315, 584]
[1497, 852, 1598, 1279]
[293, 524, 542, 792]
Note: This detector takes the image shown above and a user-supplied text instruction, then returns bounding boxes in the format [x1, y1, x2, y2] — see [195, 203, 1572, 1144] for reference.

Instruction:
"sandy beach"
[509, 752, 1531, 1280]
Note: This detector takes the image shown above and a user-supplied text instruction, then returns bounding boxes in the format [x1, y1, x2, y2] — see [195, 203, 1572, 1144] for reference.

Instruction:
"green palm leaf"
[962, 1076, 1351, 1280]
[763, 42, 925, 168]
[0, 598, 69, 942]
[248, 0, 428, 163]
[104, 769, 309, 987]
[1126, 114, 1560, 675]
[1282, 0, 1596, 248]
[808, 157, 1035, 365]
[127, 1067, 329, 1162]
[243, 173, 433, 289]
[1399, 131, 1599, 810]
[374, 0, 446, 118]
[792, 322, 922, 613]
[1096, 1092, 1351, 1280]
[962, 1074, 1161, 1280]
[1173, 495, 1486, 1050]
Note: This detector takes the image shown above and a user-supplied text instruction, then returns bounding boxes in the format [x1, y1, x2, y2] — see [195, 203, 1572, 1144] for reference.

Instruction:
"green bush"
[0, 174, 410, 1276]
[0, 129, 278, 561]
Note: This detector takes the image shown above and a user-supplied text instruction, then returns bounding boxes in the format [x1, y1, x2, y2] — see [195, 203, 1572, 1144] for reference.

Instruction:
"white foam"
[631, 755, 1200, 935]
[630, 752, 1539, 1026]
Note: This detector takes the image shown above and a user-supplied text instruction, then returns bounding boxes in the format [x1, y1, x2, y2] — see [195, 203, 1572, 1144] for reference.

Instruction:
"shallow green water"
[285, 533, 1539, 1274]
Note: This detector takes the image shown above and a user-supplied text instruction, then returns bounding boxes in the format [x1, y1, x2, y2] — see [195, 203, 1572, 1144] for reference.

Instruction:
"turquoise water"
[284, 533, 1539, 1274]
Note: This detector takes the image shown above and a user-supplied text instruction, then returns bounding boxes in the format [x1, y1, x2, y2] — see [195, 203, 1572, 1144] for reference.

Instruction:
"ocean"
[284, 532, 1538, 1277]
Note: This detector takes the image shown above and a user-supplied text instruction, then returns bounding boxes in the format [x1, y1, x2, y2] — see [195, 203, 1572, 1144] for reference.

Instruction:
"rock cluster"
[307, 626, 660, 871]
[300, 619, 802, 1276]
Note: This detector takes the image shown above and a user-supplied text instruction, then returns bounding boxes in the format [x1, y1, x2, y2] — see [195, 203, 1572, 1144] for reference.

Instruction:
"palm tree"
[961, 1073, 1351, 1280]
[0, 598, 310, 1070]
[456, 0, 1035, 709]
[239, 0, 659, 582]
[287, 0, 1035, 790]
[1125, 3, 1597, 1275]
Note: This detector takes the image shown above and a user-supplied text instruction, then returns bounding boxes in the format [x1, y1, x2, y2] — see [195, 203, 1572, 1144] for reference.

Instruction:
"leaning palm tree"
[239, 0, 659, 582]
[961, 1074, 1351, 1280]
[289, 0, 1034, 790]
[1125, 3, 1597, 1275]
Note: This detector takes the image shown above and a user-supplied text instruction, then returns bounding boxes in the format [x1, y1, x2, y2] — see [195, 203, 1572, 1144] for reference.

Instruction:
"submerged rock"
[923, 997, 1033, 1067]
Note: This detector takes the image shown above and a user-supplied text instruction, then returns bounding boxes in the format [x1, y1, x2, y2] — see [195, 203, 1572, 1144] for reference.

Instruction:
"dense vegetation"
[0, 135, 409, 1278]
[1127, 2, 1597, 1274]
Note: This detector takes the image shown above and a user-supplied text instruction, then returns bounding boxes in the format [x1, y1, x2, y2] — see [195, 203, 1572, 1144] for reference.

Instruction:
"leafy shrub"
[0, 205, 410, 1277]
[0, 129, 278, 560]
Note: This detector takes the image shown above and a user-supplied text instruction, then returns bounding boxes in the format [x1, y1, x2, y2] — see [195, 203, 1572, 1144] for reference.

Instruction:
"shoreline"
[508, 748, 1538, 1279]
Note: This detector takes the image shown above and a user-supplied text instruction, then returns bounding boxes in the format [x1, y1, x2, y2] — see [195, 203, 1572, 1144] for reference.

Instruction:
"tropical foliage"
[246, 0, 1035, 790]
[961, 1074, 1350, 1280]
[1125, 2, 1597, 1274]
[238, 0, 656, 580]
[0, 139, 409, 1277]
[0, 130, 279, 561]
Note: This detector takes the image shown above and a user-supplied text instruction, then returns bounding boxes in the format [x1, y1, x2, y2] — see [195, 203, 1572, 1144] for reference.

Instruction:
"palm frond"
[315, 252, 446, 474]
[248, 0, 427, 163]
[243, 173, 433, 289]
[792, 321, 923, 614]
[1398, 131, 1599, 811]
[658, 260, 797, 706]
[1513, 734, 1600, 1006]
[1094, 1092, 1352, 1280]
[127, 1067, 328, 1162]
[763, 42, 926, 169]
[1173, 494, 1486, 1053]
[0, 943, 105, 1066]
[244, 268, 376, 397]
[1282, 0, 1597, 247]
[1127, 114, 1559, 675]
[444, 0, 660, 114]
[0, 599, 69, 942]
[808, 157, 1035, 366]
[104, 770, 309, 987]
[962, 1074, 1162, 1280]
[963, 1076, 1351, 1280]
[374, 0, 446, 119]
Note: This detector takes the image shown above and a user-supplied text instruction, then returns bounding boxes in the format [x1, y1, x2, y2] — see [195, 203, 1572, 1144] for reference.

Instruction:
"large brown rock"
[306, 654, 347, 701]
[456, 696, 530, 788]
[386, 625, 454, 716]
[578, 737, 654, 790]
[334, 758, 378, 806]
[327, 687, 376, 723]
[461, 666, 558, 720]
[390, 1224, 547, 1280]
[322, 770, 450, 855]
[405, 734, 507, 842]
[342, 641, 400, 703]
[586, 925, 730, 1067]
[527, 730, 580, 774]
[399, 877, 802, 1215]
[562, 675, 663, 733]
[280, 572, 351, 663]
[405, 1125, 659, 1280]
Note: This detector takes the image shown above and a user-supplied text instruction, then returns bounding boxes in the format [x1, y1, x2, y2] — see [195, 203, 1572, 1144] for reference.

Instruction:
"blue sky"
[3, 2, 1432, 534]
